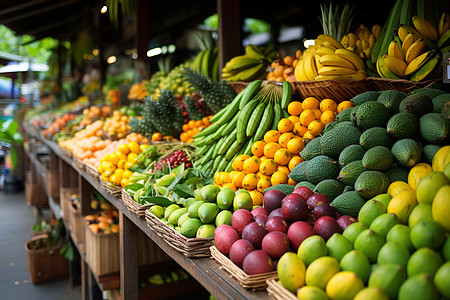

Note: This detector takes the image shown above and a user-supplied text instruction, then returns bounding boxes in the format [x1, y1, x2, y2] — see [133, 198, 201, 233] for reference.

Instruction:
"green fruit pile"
[289, 87, 449, 218]
[277, 150, 450, 299]
[149, 185, 254, 238]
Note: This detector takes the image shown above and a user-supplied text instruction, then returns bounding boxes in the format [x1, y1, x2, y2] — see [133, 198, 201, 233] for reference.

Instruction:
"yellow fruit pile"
[97, 141, 148, 188]
[266, 51, 303, 83]
[103, 110, 132, 139]
[128, 81, 149, 100]
[214, 97, 351, 205]
[180, 117, 212, 143]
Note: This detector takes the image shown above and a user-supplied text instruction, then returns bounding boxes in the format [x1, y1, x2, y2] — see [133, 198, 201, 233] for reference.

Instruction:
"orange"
[180, 132, 189, 142]
[219, 172, 231, 185]
[287, 137, 305, 155]
[249, 190, 264, 206]
[283, 67, 294, 79]
[202, 117, 210, 126]
[264, 142, 282, 159]
[302, 97, 320, 110]
[188, 120, 196, 129]
[320, 98, 337, 112]
[128, 141, 141, 154]
[251, 141, 267, 157]
[222, 182, 237, 191]
[232, 155, 250, 171]
[195, 120, 203, 128]
[271, 59, 284, 68]
[277, 165, 290, 175]
[274, 65, 286, 77]
[274, 148, 292, 166]
[278, 132, 295, 148]
[182, 124, 190, 132]
[303, 131, 316, 140]
[311, 108, 322, 120]
[271, 171, 289, 185]
[293, 59, 299, 68]
[308, 120, 325, 136]
[232, 172, 246, 188]
[337, 100, 353, 113]
[321, 110, 337, 124]
[257, 177, 272, 193]
[242, 173, 258, 190]
[283, 56, 295, 67]
[214, 172, 222, 185]
[259, 159, 278, 176]
[275, 77, 284, 82]
[152, 132, 163, 141]
[293, 123, 308, 136]
[300, 109, 316, 126]
[259, 155, 267, 162]
[264, 130, 281, 143]
[288, 101, 304, 116]
[288, 155, 304, 171]
[243, 156, 261, 174]
[288, 178, 297, 186]
[295, 50, 303, 59]
[288, 115, 300, 124]
[118, 144, 130, 155]
[278, 118, 294, 133]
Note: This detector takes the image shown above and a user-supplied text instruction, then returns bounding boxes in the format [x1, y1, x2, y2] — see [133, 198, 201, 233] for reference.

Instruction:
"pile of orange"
[84, 210, 119, 234]
[179, 116, 212, 143]
[266, 50, 303, 83]
[81, 105, 111, 126]
[128, 81, 149, 100]
[103, 110, 132, 139]
[213, 97, 354, 205]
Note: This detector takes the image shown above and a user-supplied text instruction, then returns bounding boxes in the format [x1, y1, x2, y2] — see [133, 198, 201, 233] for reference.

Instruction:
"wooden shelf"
[23, 123, 271, 300]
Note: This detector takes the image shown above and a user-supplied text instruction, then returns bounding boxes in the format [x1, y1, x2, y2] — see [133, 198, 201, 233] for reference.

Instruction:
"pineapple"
[183, 68, 236, 114]
[129, 98, 157, 136]
[184, 97, 204, 121]
[148, 89, 184, 137]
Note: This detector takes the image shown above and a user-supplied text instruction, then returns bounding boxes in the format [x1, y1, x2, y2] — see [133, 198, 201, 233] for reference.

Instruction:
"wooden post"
[217, 0, 241, 78]
[134, 0, 150, 81]
[120, 211, 139, 300]
[78, 175, 94, 216]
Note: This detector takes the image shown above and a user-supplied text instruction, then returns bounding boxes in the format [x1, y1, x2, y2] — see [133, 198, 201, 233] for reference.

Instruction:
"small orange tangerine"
[151, 132, 163, 142]
[263, 142, 282, 159]
[277, 165, 290, 175]
[288, 178, 297, 186]
[287, 101, 303, 116]
[243, 156, 261, 174]
[300, 110, 316, 127]
[195, 120, 203, 127]
[214, 172, 222, 185]
[182, 124, 190, 132]
[251, 141, 267, 157]
[321, 110, 337, 124]
[232, 155, 250, 171]
[274, 148, 292, 166]
[293, 123, 308, 136]
[219, 172, 231, 185]
[295, 50, 303, 59]
[283, 56, 295, 67]
[288, 155, 304, 171]
[303, 131, 316, 140]
[277, 118, 294, 133]
[278, 132, 295, 148]
[249, 190, 264, 206]
[320, 98, 337, 112]
[288, 115, 300, 125]
[242, 173, 258, 190]
[273, 65, 286, 77]
[308, 120, 325, 136]
[337, 100, 353, 113]
[271, 171, 289, 185]
[302, 97, 320, 110]
[259, 159, 277, 176]
[188, 120, 196, 129]
[287, 137, 305, 155]
[222, 182, 237, 191]
[202, 117, 211, 126]
[232, 172, 246, 188]
[312, 108, 322, 120]
[257, 177, 272, 193]
[264, 130, 281, 143]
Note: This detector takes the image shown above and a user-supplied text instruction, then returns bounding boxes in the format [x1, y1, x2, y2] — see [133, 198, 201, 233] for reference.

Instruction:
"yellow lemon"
[326, 271, 365, 300]
[432, 185, 450, 232]
[408, 163, 433, 191]
[432, 145, 450, 171]
[277, 252, 306, 294]
[297, 286, 329, 300]
[305, 256, 340, 290]
[387, 181, 414, 198]
[387, 190, 417, 224]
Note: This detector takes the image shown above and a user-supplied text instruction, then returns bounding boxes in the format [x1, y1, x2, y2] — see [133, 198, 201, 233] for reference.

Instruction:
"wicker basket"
[292, 79, 375, 103]
[46, 170, 60, 200]
[25, 234, 69, 285]
[68, 203, 86, 254]
[145, 209, 213, 258]
[210, 245, 278, 290]
[229, 81, 249, 94]
[84, 222, 120, 276]
[266, 278, 297, 300]
[100, 179, 122, 198]
[85, 163, 100, 182]
[59, 187, 78, 221]
[122, 189, 151, 218]
[73, 157, 85, 172]
[368, 77, 441, 94]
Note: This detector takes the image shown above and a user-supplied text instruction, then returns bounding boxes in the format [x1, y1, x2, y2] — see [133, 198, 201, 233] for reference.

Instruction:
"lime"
[369, 213, 399, 239]
[410, 220, 446, 250]
[325, 271, 365, 300]
[408, 203, 433, 228]
[443, 236, 450, 261]
[377, 241, 410, 268]
[233, 192, 253, 211]
[342, 222, 367, 245]
[398, 274, 439, 300]
[339, 250, 371, 283]
[368, 264, 406, 299]
[305, 256, 340, 290]
[297, 235, 328, 266]
[371, 193, 392, 209]
[416, 171, 450, 205]
[407, 247, 443, 278]
[358, 199, 386, 227]
[386, 224, 414, 253]
[434, 261, 450, 298]
[149, 205, 165, 218]
[296, 286, 329, 300]
[216, 188, 235, 210]
[354, 287, 389, 300]
[326, 233, 353, 262]
[354, 229, 385, 263]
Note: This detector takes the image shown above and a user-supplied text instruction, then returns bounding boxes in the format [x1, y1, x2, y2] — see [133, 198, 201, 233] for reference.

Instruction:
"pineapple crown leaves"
[183, 67, 213, 91]
[319, 2, 355, 41]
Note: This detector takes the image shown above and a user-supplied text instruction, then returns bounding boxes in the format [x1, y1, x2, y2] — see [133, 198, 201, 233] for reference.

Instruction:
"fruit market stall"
[16, 0, 450, 299]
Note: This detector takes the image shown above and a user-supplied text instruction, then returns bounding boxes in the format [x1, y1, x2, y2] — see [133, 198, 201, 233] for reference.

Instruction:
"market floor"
[0, 191, 81, 300]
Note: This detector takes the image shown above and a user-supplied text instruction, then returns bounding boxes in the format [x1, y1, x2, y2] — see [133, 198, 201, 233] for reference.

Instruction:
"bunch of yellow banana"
[221, 45, 277, 82]
[294, 34, 367, 82]
[377, 12, 449, 82]
[341, 24, 381, 59]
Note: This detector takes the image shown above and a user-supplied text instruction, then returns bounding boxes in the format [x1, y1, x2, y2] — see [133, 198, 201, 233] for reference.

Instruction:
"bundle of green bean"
[192, 80, 293, 177]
